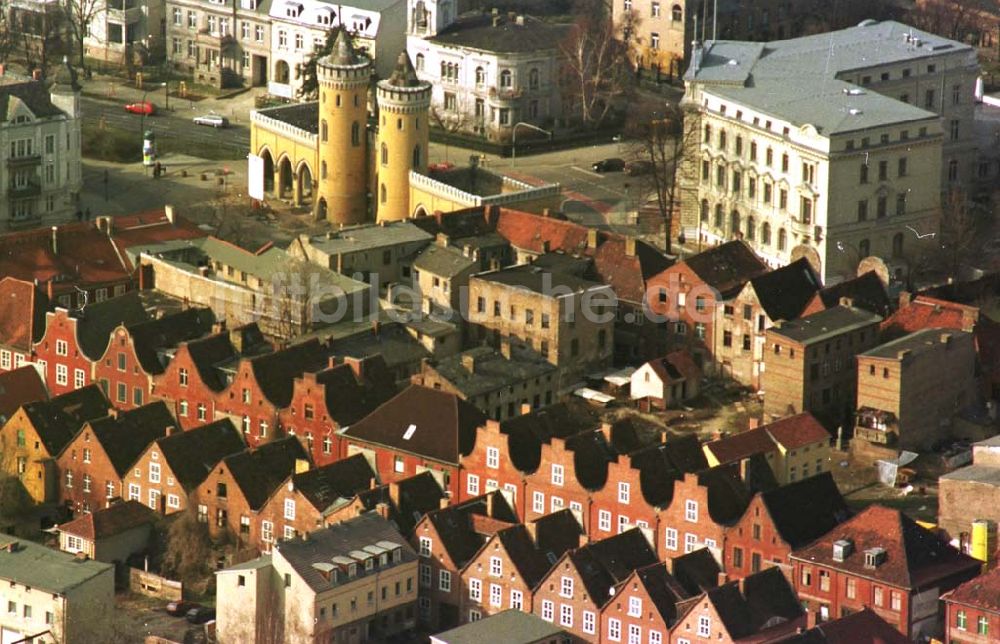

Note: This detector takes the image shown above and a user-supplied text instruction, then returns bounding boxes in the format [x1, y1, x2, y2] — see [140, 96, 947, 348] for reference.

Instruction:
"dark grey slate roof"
[428, 13, 571, 53]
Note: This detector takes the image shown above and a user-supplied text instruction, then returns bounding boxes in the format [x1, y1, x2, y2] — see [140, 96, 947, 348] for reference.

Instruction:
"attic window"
[402, 424, 417, 440]
[863, 547, 886, 569]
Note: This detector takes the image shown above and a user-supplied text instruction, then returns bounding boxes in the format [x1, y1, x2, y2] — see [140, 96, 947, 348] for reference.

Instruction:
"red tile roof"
[646, 350, 701, 384]
[786, 608, 910, 643]
[791, 505, 980, 588]
[0, 365, 48, 421]
[764, 413, 831, 450]
[0, 277, 47, 351]
[495, 209, 591, 255]
[942, 565, 1000, 614]
[109, 210, 206, 265]
[881, 295, 978, 341]
[705, 427, 779, 464]
[0, 223, 131, 293]
[57, 500, 157, 541]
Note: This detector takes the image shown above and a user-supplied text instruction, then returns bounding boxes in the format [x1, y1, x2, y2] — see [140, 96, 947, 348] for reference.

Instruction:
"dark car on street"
[165, 600, 199, 616]
[625, 160, 653, 176]
[185, 606, 216, 624]
[592, 158, 626, 172]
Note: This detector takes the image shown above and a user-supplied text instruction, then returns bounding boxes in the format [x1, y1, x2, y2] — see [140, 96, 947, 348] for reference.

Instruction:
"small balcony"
[8, 181, 41, 199]
[855, 407, 898, 445]
[7, 154, 41, 168]
[489, 86, 523, 102]
[106, 5, 144, 23]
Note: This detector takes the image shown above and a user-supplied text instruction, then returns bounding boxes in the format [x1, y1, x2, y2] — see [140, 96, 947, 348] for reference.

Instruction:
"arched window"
[413, 145, 421, 168]
[714, 204, 723, 229]
[381, 143, 388, 165]
[499, 69, 512, 88]
[415, 53, 424, 71]
[761, 222, 772, 245]
[528, 68, 539, 90]
[859, 238, 870, 257]
[700, 199, 709, 222]
[730, 210, 741, 236]
[354, 95, 360, 107]
[397, 118, 403, 130]
[440, 61, 447, 78]
[704, 124, 712, 143]
[351, 122, 360, 146]
[719, 130, 727, 150]
[321, 160, 327, 180]
[892, 232, 904, 257]
[778, 228, 787, 251]
[335, 94, 341, 107]
[746, 216, 755, 241]
[671, 4, 682, 21]
[380, 184, 387, 203]
[321, 119, 328, 142]
[475, 67, 485, 86]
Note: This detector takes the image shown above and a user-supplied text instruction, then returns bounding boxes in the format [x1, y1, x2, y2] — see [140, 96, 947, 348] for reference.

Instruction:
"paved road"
[82, 96, 252, 157]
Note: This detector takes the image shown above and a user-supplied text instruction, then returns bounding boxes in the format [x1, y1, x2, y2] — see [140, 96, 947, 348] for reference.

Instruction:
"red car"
[124, 101, 155, 115]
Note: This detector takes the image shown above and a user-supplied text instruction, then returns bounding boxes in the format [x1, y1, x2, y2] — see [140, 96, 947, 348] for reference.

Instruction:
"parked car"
[166, 600, 199, 616]
[625, 160, 653, 176]
[592, 158, 625, 172]
[185, 606, 216, 624]
[193, 113, 229, 128]
[427, 161, 455, 172]
[124, 101, 155, 115]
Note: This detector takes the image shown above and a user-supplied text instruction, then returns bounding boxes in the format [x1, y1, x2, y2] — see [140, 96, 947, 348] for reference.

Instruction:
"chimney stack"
[717, 571, 728, 586]
[587, 229, 598, 249]
[439, 496, 450, 510]
[229, 327, 245, 354]
[47, 280, 55, 302]
[625, 236, 636, 257]
[50, 226, 58, 255]
[388, 481, 401, 508]
[165, 425, 177, 437]
[165, 204, 175, 225]
[520, 402, 532, 415]
[295, 458, 310, 474]
[462, 352, 476, 373]
[898, 291, 912, 308]
[486, 491, 494, 516]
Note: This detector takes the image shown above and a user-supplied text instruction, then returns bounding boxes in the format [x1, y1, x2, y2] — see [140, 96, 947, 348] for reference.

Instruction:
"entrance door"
[253, 54, 268, 86]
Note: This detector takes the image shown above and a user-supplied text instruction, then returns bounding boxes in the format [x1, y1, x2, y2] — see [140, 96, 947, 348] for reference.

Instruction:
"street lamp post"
[510, 121, 552, 168]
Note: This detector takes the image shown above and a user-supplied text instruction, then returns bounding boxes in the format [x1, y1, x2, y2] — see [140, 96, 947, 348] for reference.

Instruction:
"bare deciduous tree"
[161, 509, 214, 590]
[63, 0, 103, 72]
[938, 188, 985, 278]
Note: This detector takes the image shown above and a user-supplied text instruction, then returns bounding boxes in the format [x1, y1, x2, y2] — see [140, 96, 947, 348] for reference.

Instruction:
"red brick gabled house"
[56, 401, 176, 514]
[343, 385, 488, 499]
[0, 385, 110, 504]
[880, 294, 978, 341]
[34, 292, 148, 396]
[941, 565, 1000, 643]
[412, 491, 517, 632]
[276, 355, 396, 465]
[668, 567, 805, 643]
[646, 240, 770, 370]
[460, 403, 600, 518]
[213, 339, 330, 448]
[151, 324, 270, 429]
[800, 271, 891, 318]
[193, 436, 309, 546]
[326, 470, 445, 537]
[0, 277, 48, 374]
[129, 419, 244, 515]
[589, 434, 708, 551]
[782, 607, 911, 643]
[92, 309, 215, 411]
[460, 509, 583, 622]
[791, 504, 982, 640]
[723, 472, 849, 581]
[532, 528, 660, 640]
[599, 562, 694, 644]
[0, 365, 48, 422]
[254, 453, 376, 552]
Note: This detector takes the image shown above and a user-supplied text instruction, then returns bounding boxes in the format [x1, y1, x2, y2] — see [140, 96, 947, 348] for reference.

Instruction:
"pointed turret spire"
[386, 52, 421, 88]
[329, 28, 359, 66]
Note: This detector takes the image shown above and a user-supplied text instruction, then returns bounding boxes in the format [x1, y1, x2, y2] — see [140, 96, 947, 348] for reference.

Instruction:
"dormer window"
[285, 2, 302, 17]
[348, 563, 357, 578]
[240, 0, 256, 9]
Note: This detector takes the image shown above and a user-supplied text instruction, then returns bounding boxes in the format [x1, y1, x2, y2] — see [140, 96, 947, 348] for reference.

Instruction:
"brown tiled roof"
[757, 473, 850, 550]
[0, 277, 48, 350]
[250, 339, 329, 408]
[0, 366, 47, 422]
[566, 528, 659, 607]
[764, 413, 831, 450]
[698, 466, 755, 525]
[182, 324, 269, 392]
[344, 385, 486, 465]
[318, 357, 397, 426]
[125, 308, 216, 375]
[646, 350, 701, 384]
[500, 402, 600, 473]
[621, 563, 691, 627]
[223, 436, 308, 511]
[85, 402, 176, 477]
[812, 271, 891, 317]
[290, 454, 375, 515]
[881, 295, 978, 341]
[58, 500, 157, 541]
[628, 435, 709, 508]
[705, 427, 778, 465]
[779, 608, 910, 643]
[110, 210, 206, 265]
[490, 525, 553, 590]
[749, 258, 822, 322]
[791, 505, 981, 588]
[20, 385, 110, 456]
[155, 419, 244, 491]
[75, 292, 149, 360]
[681, 240, 770, 299]
[352, 470, 445, 535]
[530, 509, 583, 565]
[670, 547, 722, 596]
[942, 565, 1000, 614]
[706, 567, 804, 639]
[425, 492, 517, 567]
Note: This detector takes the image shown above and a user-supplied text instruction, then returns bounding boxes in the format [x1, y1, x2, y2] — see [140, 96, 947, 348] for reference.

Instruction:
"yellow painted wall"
[252, 125, 317, 189]
[377, 104, 430, 222]
[408, 184, 472, 217]
[317, 79, 370, 224]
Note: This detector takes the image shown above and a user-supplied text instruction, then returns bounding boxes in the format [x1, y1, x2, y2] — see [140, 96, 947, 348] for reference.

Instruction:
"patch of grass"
[82, 122, 142, 163]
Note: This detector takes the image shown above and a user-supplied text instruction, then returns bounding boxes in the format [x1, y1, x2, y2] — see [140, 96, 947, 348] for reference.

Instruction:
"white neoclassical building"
[0, 62, 82, 229]
[406, 0, 570, 141]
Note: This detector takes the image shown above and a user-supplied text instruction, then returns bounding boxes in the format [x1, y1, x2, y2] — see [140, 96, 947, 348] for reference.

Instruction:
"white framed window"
[649, 631, 662, 644]
[261, 520, 273, 543]
[419, 563, 431, 587]
[283, 498, 295, 520]
[419, 596, 431, 620]
[149, 462, 160, 483]
[685, 499, 699, 522]
[128, 483, 140, 500]
[685, 533, 698, 553]
[665, 528, 678, 550]
[511, 589, 523, 609]
[148, 489, 160, 510]
[541, 599, 554, 622]
[55, 340, 68, 356]
[490, 583, 502, 607]
[55, 364, 67, 386]
[503, 483, 518, 502]
[438, 569, 450, 591]
[419, 536, 432, 557]
[394, 456, 405, 473]
[490, 556, 502, 577]
[618, 515, 631, 533]
[74, 368, 85, 388]
[467, 474, 480, 495]
[0, 350, 9, 369]
[551, 464, 564, 486]
[550, 496, 564, 512]
[628, 596, 642, 617]
[469, 577, 482, 602]
[583, 610, 596, 634]
[618, 481, 630, 504]
[599, 510, 611, 532]
[560, 576, 574, 598]
[698, 615, 711, 637]
[628, 624, 642, 644]
[608, 617, 622, 641]
[485, 479, 498, 492]
[560, 604, 573, 627]
[82, 474, 91, 492]
[705, 538, 717, 550]
[486, 446, 500, 469]
[167, 494, 180, 509]
[105, 480, 115, 498]
[469, 609, 481, 622]
[532, 491, 544, 513]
